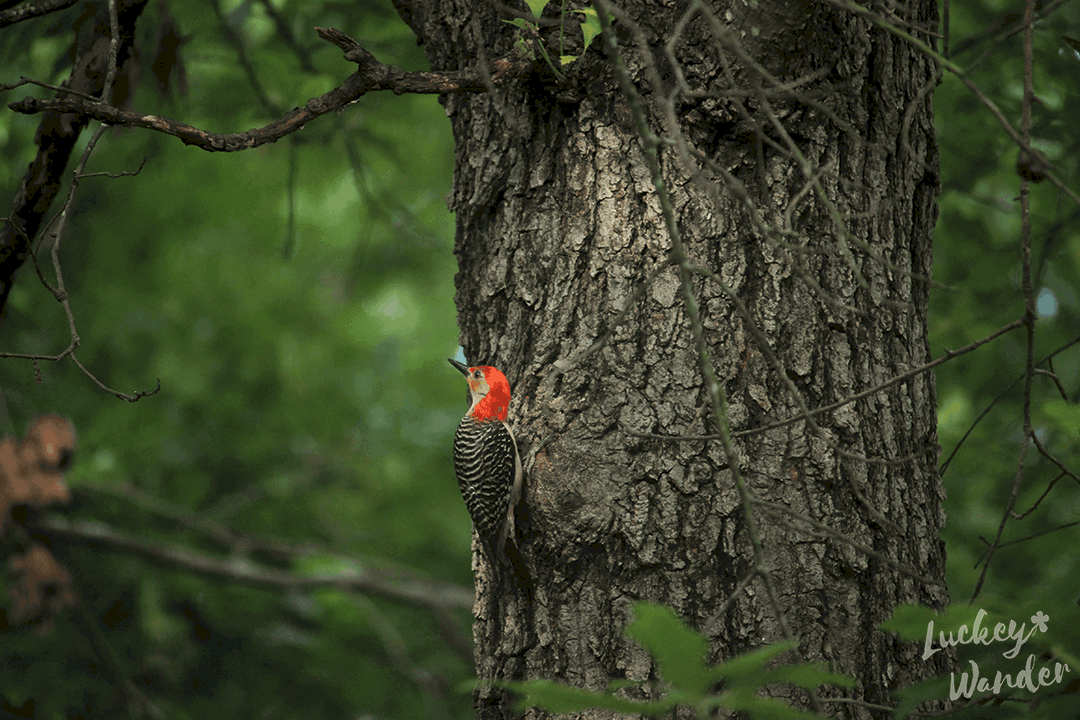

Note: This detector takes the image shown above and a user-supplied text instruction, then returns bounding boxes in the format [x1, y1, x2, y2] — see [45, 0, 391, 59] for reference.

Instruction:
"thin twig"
[753, 499, 945, 587]
[632, 318, 1024, 442]
[970, 0, 1038, 603]
[0, 76, 101, 101]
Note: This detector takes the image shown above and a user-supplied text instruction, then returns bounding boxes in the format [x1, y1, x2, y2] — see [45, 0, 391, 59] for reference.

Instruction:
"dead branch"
[7, 27, 530, 153]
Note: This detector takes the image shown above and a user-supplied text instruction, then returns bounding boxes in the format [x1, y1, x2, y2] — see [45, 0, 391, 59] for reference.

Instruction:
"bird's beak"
[448, 358, 470, 376]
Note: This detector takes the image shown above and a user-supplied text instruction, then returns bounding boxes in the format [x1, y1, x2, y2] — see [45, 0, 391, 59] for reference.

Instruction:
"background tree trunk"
[0, 0, 147, 313]
[404, 0, 952, 717]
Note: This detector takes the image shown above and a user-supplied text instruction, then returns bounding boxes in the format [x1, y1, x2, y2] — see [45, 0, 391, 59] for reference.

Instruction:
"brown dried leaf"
[0, 439, 28, 534]
[25, 415, 77, 472]
[6, 544, 77, 629]
[0, 416, 76, 534]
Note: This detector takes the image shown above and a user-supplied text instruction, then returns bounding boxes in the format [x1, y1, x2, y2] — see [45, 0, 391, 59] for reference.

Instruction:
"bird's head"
[448, 358, 511, 422]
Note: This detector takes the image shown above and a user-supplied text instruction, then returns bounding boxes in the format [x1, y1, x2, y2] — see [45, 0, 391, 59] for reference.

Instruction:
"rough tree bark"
[399, 0, 952, 717]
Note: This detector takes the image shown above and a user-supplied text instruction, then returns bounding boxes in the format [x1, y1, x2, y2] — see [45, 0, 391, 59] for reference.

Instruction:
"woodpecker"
[448, 358, 525, 585]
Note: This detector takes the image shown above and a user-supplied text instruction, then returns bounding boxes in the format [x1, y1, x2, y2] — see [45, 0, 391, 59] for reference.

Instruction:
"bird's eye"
[473, 371, 482, 379]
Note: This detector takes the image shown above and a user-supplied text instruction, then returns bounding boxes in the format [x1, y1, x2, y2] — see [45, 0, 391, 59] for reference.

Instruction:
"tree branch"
[7, 27, 530, 153]
[28, 515, 475, 613]
[0, 0, 80, 29]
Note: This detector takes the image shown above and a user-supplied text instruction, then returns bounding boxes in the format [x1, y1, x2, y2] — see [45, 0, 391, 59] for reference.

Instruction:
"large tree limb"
[8, 27, 529, 153]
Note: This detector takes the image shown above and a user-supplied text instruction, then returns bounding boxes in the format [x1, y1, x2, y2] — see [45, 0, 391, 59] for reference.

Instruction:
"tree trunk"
[0, 0, 147, 315]
[403, 0, 951, 717]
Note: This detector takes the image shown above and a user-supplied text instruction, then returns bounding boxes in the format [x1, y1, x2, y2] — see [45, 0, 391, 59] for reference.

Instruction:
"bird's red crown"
[469, 366, 512, 423]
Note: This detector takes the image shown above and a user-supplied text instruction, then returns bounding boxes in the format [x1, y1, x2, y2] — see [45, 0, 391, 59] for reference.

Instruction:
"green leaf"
[626, 602, 710, 696]
[525, 0, 549, 18]
[759, 663, 855, 691]
[879, 603, 990, 643]
[709, 641, 796, 684]
[560, 55, 578, 64]
[576, 8, 603, 50]
[503, 17, 529, 29]
[889, 674, 954, 720]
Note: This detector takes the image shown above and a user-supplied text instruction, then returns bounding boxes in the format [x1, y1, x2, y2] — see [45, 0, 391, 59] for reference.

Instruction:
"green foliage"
[524, 0, 552, 17]
[504, 1, 605, 73]
[1036, 399, 1080, 442]
[882, 603, 1080, 718]
[0, 0, 1077, 717]
[626, 601, 712, 696]
[1, 1, 467, 718]
[930, 5, 1080, 717]
[575, 8, 602, 53]
[508, 602, 851, 719]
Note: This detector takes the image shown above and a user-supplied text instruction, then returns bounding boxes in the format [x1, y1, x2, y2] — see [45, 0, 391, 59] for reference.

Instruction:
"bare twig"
[973, 520, 1080, 562]
[0, 76, 102, 101]
[625, 317, 1025, 460]
[1, 122, 162, 402]
[0, 0, 150, 315]
[939, 334, 1080, 477]
[8, 28, 530, 153]
[970, 0, 1039, 602]
[765, 320, 1016, 439]
[77, 156, 147, 179]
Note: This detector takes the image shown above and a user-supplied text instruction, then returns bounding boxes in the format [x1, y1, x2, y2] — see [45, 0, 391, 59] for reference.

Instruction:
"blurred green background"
[1, 0, 1078, 718]
[2, 2, 470, 718]
[928, 2, 1080, 714]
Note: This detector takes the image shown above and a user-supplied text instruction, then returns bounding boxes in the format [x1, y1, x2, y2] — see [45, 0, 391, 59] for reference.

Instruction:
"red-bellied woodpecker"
[448, 358, 526, 586]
